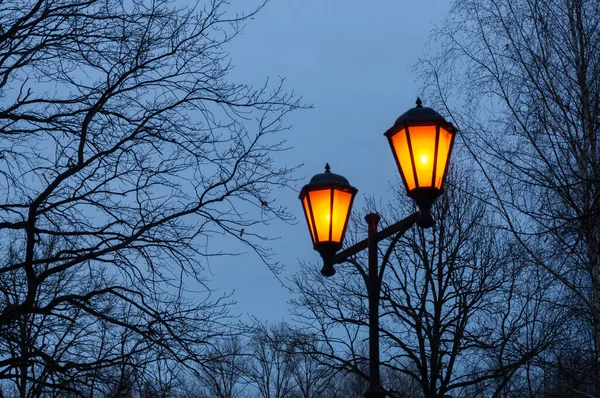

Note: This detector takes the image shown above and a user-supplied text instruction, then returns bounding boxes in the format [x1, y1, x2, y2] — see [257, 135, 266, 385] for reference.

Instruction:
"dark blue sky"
[208, 0, 451, 322]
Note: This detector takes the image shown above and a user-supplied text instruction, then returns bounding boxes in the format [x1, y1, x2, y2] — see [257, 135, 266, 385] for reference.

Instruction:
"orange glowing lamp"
[299, 164, 357, 261]
[384, 98, 457, 224]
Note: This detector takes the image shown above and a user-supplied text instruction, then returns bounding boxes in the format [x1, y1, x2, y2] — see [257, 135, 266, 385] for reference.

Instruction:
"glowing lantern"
[299, 164, 357, 263]
[384, 98, 457, 222]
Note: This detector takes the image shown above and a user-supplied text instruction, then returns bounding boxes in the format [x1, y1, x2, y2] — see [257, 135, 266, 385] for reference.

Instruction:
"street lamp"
[299, 163, 358, 273]
[384, 97, 456, 227]
[299, 98, 457, 398]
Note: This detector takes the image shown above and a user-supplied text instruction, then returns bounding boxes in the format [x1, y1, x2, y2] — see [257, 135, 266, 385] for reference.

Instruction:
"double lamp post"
[299, 98, 457, 398]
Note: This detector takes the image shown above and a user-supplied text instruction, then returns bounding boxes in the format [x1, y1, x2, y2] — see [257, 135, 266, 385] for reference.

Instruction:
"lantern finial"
[325, 163, 331, 173]
[416, 97, 423, 108]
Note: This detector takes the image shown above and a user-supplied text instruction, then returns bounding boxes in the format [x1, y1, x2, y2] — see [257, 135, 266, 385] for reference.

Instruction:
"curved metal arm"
[378, 213, 418, 290]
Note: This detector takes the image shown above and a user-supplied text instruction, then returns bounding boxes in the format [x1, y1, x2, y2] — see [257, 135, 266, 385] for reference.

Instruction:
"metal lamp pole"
[322, 212, 419, 397]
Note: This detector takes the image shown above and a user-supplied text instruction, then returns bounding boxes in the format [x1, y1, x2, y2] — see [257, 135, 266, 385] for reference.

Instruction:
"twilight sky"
[207, 0, 452, 322]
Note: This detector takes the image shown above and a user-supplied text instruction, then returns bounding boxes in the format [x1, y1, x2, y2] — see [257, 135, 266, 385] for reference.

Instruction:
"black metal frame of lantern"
[299, 99, 457, 398]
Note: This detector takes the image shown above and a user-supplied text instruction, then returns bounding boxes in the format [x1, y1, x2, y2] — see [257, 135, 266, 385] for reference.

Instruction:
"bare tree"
[0, 236, 209, 397]
[190, 325, 339, 398]
[196, 335, 249, 398]
[290, 348, 334, 398]
[0, 0, 301, 395]
[245, 323, 298, 398]
[422, 0, 600, 394]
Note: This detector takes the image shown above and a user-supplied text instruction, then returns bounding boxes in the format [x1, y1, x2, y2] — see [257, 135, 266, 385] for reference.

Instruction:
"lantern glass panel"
[307, 188, 332, 242]
[391, 128, 416, 190]
[406, 125, 437, 188]
[434, 127, 453, 189]
[302, 196, 316, 244]
[331, 190, 352, 242]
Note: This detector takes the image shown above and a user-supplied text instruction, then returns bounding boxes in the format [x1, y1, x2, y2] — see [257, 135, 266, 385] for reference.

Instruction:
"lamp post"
[299, 98, 457, 398]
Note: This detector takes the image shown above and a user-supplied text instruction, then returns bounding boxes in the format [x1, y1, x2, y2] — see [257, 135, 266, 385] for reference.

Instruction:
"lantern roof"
[385, 98, 457, 136]
[301, 164, 357, 192]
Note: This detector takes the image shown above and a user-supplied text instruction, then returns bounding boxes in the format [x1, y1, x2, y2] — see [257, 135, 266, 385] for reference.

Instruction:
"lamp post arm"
[325, 212, 419, 267]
